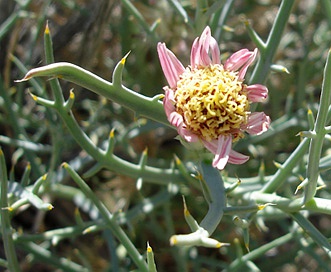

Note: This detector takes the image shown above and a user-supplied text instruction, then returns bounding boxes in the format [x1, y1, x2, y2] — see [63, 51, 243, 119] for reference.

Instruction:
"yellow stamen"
[174, 64, 249, 142]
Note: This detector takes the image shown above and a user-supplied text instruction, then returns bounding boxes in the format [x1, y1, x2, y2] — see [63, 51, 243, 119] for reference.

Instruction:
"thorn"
[174, 154, 181, 165]
[69, 89, 75, 99]
[45, 21, 50, 35]
[169, 236, 177, 246]
[182, 195, 190, 216]
[257, 203, 275, 210]
[270, 64, 290, 74]
[29, 92, 38, 101]
[147, 242, 153, 252]
[273, 161, 282, 169]
[121, 51, 131, 65]
[109, 128, 115, 138]
[152, 94, 164, 101]
[15, 76, 30, 83]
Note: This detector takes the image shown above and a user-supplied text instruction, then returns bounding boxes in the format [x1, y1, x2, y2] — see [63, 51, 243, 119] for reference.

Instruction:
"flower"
[157, 26, 270, 170]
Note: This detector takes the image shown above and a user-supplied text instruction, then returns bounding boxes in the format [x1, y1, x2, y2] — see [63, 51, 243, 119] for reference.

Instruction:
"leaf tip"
[109, 128, 115, 138]
[14, 75, 31, 83]
[169, 236, 177, 246]
[29, 92, 38, 101]
[45, 21, 50, 35]
[147, 242, 153, 253]
[121, 51, 131, 65]
[69, 90, 75, 99]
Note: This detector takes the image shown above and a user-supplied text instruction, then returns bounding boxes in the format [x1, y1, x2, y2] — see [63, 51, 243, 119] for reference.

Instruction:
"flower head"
[158, 26, 270, 170]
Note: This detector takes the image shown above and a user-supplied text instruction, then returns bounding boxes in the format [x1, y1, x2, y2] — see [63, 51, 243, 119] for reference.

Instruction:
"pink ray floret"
[190, 26, 220, 68]
[224, 48, 258, 80]
[242, 112, 271, 135]
[157, 43, 185, 89]
[245, 84, 268, 102]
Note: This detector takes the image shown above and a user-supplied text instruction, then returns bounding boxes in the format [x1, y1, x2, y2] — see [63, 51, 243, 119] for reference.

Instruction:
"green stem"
[19, 62, 169, 126]
[44, 23, 65, 105]
[199, 162, 226, 235]
[0, 135, 52, 153]
[0, 148, 21, 272]
[242, 191, 331, 215]
[242, 191, 303, 212]
[321, 0, 331, 28]
[57, 106, 193, 184]
[250, 0, 294, 84]
[210, 0, 235, 42]
[15, 222, 94, 243]
[15, 241, 87, 272]
[304, 48, 331, 203]
[63, 163, 149, 272]
[260, 138, 310, 194]
[168, 0, 193, 27]
[291, 212, 331, 251]
[304, 197, 331, 215]
[121, 0, 157, 41]
[224, 205, 269, 215]
[0, 76, 42, 177]
[226, 232, 294, 271]
[0, 12, 19, 40]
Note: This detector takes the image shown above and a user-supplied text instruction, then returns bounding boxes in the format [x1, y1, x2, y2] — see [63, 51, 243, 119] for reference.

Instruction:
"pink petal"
[171, 113, 199, 142]
[243, 112, 271, 135]
[224, 48, 258, 80]
[178, 125, 199, 142]
[201, 137, 218, 153]
[162, 89, 183, 128]
[163, 88, 176, 119]
[224, 49, 250, 70]
[157, 42, 185, 89]
[237, 48, 257, 80]
[163, 88, 199, 142]
[209, 35, 221, 65]
[167, 111, 183, 128]
[201, 135, 250, 169]
[245, 84, 268, 102]
[228, 150, 249, 165]
[190, 36, 209, 68]
[202, 135, 232, 170]
[212, 136, 232, 170]
[190, 26, 220, 68]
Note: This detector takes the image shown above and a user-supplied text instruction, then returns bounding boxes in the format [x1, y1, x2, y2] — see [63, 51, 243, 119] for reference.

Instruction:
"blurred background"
[1, 0, 331, 271]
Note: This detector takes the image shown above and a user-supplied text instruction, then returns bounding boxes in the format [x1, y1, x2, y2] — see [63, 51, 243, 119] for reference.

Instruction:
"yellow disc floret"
[174, 64, 250, 142]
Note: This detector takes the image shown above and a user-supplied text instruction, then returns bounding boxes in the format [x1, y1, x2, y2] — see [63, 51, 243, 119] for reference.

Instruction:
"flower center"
[174, 64, 250, 142]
